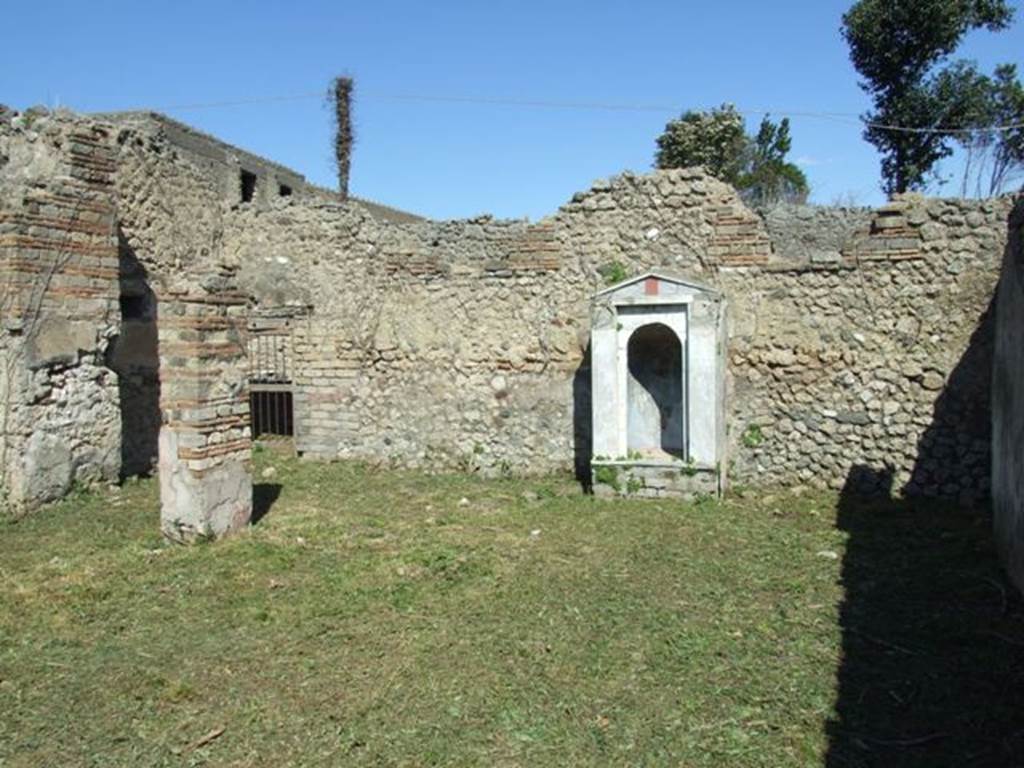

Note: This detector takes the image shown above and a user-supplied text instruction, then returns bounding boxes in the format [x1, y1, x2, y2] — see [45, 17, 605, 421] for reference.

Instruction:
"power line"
[92, 89, 1024, 135]
[130, 92, 324, 111]
[370, 94, 1024, 134]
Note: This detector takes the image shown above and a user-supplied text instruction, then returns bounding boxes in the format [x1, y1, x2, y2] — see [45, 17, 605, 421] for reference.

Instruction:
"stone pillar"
[589, 301, 618, 460]
[158, 266, 252, 542]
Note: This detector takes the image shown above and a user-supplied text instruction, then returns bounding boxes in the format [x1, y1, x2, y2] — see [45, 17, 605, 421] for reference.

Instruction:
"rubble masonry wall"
[1, 110, 1017, 513]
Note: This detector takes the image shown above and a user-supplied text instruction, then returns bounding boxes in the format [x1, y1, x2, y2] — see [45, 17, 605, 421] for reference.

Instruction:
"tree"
[956, 63, 1024, 196]
[654, 104, 747, 185]
[654, 106, 809, 205]
[738, 117, 810, 205]
[841, 0, 1015, 195]
[985, 65, 1024, 194]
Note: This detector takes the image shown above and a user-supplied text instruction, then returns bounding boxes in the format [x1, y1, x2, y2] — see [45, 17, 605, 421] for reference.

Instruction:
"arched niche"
[626, 323, 684, 459]
[589, 272, 726, 498]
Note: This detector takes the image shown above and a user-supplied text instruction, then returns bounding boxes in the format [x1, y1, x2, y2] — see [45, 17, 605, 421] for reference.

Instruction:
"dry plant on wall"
[330, 77, 354, 201]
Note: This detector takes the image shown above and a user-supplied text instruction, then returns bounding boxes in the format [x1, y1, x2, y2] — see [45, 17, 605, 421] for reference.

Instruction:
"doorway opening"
[106, 235, 161, 478]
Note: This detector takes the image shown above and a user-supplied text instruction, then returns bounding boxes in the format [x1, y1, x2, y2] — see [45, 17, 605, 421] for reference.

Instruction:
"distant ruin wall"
[102, 112, 307, 207]
[993, 199, 1024, 592]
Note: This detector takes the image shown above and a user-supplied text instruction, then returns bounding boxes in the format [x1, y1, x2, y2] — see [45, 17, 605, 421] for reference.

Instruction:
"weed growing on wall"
[594, 465, 620, 491]
[598, 261, 628, 285]
[742, 424, 764, 448]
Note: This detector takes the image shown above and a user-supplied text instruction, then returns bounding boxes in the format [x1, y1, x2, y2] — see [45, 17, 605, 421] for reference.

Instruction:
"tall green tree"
[654, 106, 809, 205]
[841, 0, 1015, 195]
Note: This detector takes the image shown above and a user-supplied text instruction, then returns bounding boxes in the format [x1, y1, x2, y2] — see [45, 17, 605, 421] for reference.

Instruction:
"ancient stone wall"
[102, 112, 306, 207]
[992, 199, 1024, 592]
[1, 109, 1017, 517]
[0, 109, 253, 536]
[0, 110, 122, 509]
[109, 114, 255, 539]
[226, 203, 588, 474]
[726, 196, 1010, 500]
[222, 169, 1014, 500]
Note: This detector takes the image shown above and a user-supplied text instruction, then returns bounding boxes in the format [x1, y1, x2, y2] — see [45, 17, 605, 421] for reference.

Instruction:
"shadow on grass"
[252, 483, 282, 526]
[826, 465, 1024, 767]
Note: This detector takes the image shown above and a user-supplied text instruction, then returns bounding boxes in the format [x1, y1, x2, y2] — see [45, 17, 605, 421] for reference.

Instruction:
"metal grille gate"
[247, 317, 295, 441]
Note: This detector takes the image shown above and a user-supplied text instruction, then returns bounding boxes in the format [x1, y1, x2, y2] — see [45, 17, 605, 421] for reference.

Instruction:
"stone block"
[20, 431, 74, 505]
[159, 427, 252, 542]
[25, 317, 96, 369]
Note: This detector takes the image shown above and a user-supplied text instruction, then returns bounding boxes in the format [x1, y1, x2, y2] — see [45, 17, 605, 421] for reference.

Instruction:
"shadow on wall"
[903, 296, 996, 501]
[825, 465, 1024, 767]
[104, 231, 161, 479]
[572, 344, 592, 492]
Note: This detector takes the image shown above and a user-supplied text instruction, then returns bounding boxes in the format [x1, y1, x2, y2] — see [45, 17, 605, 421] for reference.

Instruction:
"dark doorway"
[240, 169, 258, 203]
[106, 233, 161, 478]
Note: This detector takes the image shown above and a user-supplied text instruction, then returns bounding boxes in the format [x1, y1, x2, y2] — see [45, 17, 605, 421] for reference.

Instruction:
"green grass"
[1, 455, 1021, 767]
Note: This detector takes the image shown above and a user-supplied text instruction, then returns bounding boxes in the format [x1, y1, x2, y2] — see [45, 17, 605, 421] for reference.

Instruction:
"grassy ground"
[1, 451, 1022, 767]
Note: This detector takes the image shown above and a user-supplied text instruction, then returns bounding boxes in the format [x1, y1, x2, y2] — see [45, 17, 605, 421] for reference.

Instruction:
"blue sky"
[2, 0, 1022, 219]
